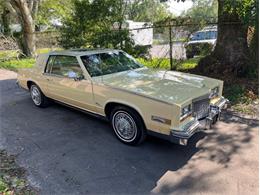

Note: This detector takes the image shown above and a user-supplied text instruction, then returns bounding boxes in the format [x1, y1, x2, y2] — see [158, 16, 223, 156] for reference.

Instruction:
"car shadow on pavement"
[0, 78, 258, 194]
[152, 110, 258, 194]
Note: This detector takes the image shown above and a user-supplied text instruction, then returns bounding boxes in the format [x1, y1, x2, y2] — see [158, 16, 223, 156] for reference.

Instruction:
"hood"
[96, 67, 222, 105]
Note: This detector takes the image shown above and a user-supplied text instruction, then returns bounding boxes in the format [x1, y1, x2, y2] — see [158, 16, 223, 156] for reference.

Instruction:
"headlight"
[209, 86, 219, 98]
[180, 104, 192, 120]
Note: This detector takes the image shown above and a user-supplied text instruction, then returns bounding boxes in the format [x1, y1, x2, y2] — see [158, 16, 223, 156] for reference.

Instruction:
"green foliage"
[184, 0, 218, 23]
[59, 0, 134, 51]
[224, 84, 258, 115]
[182, 0, 218, 32]
[59, 0, 172, 53]
[37, 0, 73, 27]
[176, 57, 201, 70]
[225, 85, 247, 104]
[137, 58, 170, 69]
[223, 0, 257, 25]
[225, 83, 258, 115]
[0, 150, 36, 194]
[137, 56, 201, 70]
[185, 43, 213, 58]
[0, 48, 60, 62]
[127, 0, 171, 22]
[0, 58, 35, 71]
[0, 50, 18, 61]
[0, 178, 8, 193]
[127, 45, 151, 58]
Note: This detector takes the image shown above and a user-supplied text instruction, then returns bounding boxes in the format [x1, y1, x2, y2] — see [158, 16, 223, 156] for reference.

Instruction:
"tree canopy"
[59, 0, 171, 51]
[127, 0, 172, 22]
[60, 0, 132, 49]
[37, 0, 73, 27]
[183, 0, 218, 24]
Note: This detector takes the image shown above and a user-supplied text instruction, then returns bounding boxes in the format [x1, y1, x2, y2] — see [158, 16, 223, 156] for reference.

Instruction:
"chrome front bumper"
[170, 97, 229, 145]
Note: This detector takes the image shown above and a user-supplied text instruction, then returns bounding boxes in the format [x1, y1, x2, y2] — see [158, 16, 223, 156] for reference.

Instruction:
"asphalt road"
[0, 69, 258, 195]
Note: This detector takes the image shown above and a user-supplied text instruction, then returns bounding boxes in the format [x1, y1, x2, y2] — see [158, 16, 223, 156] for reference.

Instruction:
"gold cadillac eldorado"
[17, 49, 229, 145]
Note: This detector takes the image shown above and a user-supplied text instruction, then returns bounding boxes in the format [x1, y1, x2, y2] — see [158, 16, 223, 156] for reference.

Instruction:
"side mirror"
[67, 71, 84, 81]
[73, 74, 85, 81]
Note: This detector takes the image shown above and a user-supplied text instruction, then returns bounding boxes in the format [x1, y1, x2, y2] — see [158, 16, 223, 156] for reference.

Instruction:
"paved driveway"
[0, 69, 258, 195]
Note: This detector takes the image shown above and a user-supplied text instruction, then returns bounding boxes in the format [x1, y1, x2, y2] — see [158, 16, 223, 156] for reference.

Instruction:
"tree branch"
[31, 0, 39, 20]
[28, 0, 33, 12]
[5, 1, 17, 15]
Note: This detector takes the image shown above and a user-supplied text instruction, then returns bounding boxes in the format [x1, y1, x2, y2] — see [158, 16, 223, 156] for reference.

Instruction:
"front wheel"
[110, 106, 146, 145]
[30, 84, 49, 107]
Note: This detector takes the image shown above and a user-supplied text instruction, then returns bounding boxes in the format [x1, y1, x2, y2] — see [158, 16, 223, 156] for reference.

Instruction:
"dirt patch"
[187, 63, 259, 117]
[0, 150, 37, 194]
[0, 69, 17, 80]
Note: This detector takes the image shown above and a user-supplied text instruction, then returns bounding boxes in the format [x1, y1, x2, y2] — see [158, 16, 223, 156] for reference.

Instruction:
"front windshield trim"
[80, 51, 144, 77]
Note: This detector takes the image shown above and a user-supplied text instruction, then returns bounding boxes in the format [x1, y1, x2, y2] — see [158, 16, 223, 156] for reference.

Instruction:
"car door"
[44, 55, 96, 112]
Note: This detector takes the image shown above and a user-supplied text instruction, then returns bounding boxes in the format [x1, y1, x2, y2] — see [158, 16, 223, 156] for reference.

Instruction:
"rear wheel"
[110, 106, 146, 145]
[30, 84, 49, 107]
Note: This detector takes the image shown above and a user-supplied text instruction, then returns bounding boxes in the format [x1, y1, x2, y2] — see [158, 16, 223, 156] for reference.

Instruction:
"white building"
[126, 20, 153, 46]
[114, 20, 153, 46]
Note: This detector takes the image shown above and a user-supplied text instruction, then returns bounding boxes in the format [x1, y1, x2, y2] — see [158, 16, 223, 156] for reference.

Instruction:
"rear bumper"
[169, 97, 229, 145]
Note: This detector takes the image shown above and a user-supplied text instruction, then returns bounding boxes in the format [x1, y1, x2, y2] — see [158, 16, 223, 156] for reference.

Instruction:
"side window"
[45, 56, 55, 73]
[50, 55, 83, 78]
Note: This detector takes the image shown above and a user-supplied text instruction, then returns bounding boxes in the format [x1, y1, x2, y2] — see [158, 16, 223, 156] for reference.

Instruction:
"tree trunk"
[249, 0, 259, 68]
[197, 0, 250, 77]
[9, 0, 36, 57]
[2, 7, 11, 36]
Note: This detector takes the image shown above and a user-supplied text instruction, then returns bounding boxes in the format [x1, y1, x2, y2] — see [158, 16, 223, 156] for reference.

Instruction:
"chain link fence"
[0, 31, 60, 61]
[0, 21, 218, 69]
[124, 21, 218, 70]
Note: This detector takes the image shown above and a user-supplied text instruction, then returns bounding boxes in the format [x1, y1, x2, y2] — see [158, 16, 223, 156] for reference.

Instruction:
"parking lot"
[0, 69, 258, 195]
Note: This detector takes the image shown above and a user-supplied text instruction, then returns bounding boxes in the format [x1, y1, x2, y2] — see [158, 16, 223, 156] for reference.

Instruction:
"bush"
[127, 45, 151, 58]
[185, 42, 213, 58]
[137, 58, 170, 69]
[137, 57, 201, 70]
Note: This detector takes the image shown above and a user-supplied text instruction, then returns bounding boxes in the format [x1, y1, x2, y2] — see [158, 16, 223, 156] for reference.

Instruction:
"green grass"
[0, 48, 62, 72]
[0, 150, 36, 194]
[0, 58, 35, 72]
[0, 55, 201, 73]
[137, 56, 201, 71]
[0, 48, 60, 61]
[223, 83, 258, 115]
[0, 50, 19, 60]
[225, 85, 247, 104]
[137, 58, 171, 69]
[176, 57, 201, 70]
[0, 178, 8, 193]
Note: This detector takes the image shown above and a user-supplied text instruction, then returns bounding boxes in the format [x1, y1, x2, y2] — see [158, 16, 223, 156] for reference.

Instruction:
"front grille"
[193, 98, 210, 119]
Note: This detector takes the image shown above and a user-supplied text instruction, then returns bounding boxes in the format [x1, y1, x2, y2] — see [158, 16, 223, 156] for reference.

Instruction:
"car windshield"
[191, 31, 217, 41]
[80, 51, 143, 77]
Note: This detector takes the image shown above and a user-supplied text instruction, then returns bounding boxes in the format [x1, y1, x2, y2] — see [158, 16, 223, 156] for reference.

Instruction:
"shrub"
[185, 42, 213, 58]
